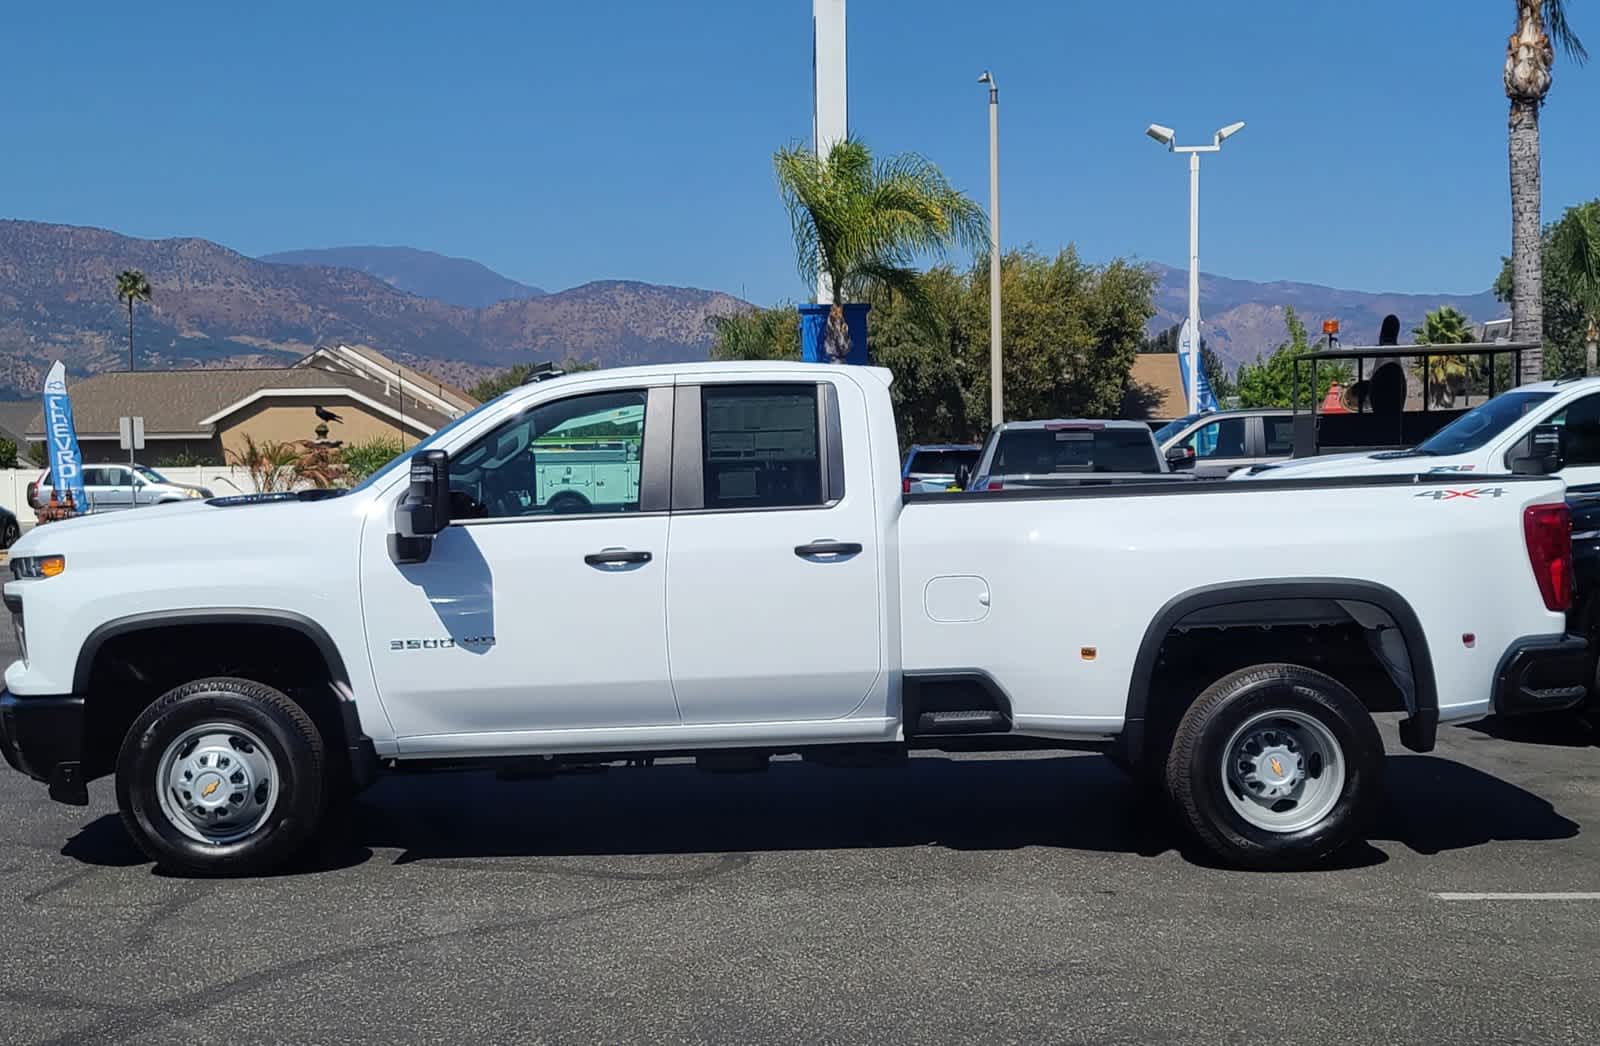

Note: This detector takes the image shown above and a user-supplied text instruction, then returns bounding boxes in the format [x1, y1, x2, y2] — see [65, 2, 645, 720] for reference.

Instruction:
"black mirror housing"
[953, 463, 972, 491]
[391, 449, 450, 563]
[1511, 423, 1565, 476]
[1166, 446, 1196, 470]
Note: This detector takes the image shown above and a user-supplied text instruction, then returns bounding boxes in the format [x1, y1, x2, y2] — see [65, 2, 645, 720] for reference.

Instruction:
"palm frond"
[1550, 0, 1589, 62]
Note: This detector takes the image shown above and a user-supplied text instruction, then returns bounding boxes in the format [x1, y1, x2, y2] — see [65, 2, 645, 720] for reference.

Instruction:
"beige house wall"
[217, 395, 430, 459]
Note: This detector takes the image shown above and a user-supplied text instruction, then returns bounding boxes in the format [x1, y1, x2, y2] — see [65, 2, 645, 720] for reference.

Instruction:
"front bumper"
[0, 689, 88, 805]
[1494, 634, 1590, 717]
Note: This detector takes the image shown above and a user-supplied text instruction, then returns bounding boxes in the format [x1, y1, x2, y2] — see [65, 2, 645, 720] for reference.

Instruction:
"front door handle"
[794, 540, 863, 558]
[584, 548, 653, 566]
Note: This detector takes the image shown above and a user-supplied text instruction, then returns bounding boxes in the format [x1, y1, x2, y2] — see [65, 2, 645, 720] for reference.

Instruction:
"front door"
[664, 378, 883, 725]
[359, 382, 680, 742]
[1543, 393, 1600, 490]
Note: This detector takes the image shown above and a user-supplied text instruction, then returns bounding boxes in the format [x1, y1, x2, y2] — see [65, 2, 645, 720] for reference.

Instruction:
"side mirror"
[1165, 445, 1196, 471]
[953, 463, 972, 491]
[1511, 423, 1566, 476]
[391, 450, 450, 564]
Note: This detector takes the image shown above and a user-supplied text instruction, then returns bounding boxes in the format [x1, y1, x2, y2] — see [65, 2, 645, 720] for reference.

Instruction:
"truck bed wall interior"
[72, 609, 372, 785]
[897, 473, 1564, 748]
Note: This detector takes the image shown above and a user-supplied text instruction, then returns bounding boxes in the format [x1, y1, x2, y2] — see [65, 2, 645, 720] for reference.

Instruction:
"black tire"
[115, 677, 325, 877]
[1163, 663, 1384, 871]
[547, 491, 591, 514]
[0, 516, 19, 550]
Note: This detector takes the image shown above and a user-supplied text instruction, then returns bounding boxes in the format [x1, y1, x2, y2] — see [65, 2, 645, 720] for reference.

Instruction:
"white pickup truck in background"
[1234, 378, 1600, 487]
[0, 362, 1584, 876]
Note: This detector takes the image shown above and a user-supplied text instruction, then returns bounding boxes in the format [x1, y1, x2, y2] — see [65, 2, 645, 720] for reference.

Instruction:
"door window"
[1544, 394, 1600, 467]
[1264, 417, 1295, 455]
[448, 389, 647, 518]
[81, 467, 113, 487]
[701, 385, 824, 509]
[1174, 417, 1248, 460]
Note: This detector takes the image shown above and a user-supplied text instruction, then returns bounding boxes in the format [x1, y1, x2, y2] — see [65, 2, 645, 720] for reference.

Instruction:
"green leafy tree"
[867, 266, 974, 445]
[468, 359, 598, 402]
[26, 443, 47, 468]
[1505, 1, 1586, 379]
[1412, 306, 1478, 406]
[0, 438, 18, 469]
[1236, 307, 1351, 408]
[774, 137, 985, 360]
[960, 248, 1155, 424]
[709, 305, 801, 361]
[339, 436, 406, 481]
[114, 269, 152, 371]
[1496, 198, 1599, 378]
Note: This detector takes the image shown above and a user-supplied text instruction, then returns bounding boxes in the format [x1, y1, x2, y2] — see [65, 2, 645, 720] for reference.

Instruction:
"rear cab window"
[992, 426, 1159, 474]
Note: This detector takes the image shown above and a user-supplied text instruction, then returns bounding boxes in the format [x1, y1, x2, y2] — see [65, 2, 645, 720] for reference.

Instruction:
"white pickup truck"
[0, 362, 1585, 876]
[1233, 378, 1600, 487]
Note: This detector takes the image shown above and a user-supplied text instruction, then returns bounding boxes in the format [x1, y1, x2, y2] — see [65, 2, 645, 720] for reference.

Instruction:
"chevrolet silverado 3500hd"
[0, 362, 1585, 874]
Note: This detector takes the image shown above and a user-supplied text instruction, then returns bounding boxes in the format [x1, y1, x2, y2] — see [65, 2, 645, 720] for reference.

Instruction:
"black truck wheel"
[1163, 663, 1384, 871]
[115, 677, 325, 877]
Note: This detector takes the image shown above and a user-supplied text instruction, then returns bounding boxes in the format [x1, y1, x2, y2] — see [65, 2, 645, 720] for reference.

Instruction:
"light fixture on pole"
[979, 70, 1002, 427]
[1144, 120, 1245, 414]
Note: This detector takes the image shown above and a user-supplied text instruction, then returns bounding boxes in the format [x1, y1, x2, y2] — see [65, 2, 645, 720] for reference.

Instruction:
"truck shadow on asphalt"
[58, 752, 1579, 875]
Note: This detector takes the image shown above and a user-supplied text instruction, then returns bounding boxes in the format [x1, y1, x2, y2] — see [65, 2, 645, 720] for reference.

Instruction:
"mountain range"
[1146, 263, 1505, 373]
[260, 245, 545, 308]
[0, 220, 745, 396]
[0, 218, 1509, 400]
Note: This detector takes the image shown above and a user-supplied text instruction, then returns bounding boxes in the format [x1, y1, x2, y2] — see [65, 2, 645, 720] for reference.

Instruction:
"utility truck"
[0, 363, 1584, 875]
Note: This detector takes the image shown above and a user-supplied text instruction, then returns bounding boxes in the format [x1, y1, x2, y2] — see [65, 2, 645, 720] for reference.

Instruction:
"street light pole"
[1145, 121, 1245, 415]
[979, 71, 1002, 427]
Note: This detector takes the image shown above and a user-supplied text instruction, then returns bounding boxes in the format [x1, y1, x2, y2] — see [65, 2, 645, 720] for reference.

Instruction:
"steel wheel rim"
[1221, 708, 1345, 834]
[155, 722, 280, 845]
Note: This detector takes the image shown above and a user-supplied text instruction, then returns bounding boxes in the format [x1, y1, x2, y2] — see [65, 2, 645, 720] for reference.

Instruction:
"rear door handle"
[584, 548, 652, 566]
[794, 540, 863, 558]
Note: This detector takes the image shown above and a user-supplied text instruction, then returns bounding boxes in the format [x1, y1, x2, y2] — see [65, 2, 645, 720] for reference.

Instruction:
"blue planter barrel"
[799, 302, 871, 365]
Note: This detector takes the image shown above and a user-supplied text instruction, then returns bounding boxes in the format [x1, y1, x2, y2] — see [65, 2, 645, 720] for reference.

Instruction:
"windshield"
[134, 464, 170, 484]
[1415, 391, 1556, 456]
[992, 427, 1159, 474]
[1153, 414, 1204, 444]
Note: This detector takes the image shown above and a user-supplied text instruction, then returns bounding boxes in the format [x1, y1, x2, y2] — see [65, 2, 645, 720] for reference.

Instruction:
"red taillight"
[902, 476, 912, 494]
[987, 479, 1004, 491]
[1523, 503, 1573, 612]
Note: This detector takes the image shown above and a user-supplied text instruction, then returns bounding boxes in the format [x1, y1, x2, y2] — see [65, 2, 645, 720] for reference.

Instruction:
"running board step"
[915, 709, 1009, 735]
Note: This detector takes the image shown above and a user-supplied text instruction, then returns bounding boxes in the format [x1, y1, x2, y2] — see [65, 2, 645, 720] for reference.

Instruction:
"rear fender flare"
[1123, 578, 1438, 755]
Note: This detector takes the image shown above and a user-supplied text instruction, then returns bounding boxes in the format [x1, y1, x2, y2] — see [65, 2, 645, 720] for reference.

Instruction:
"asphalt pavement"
[2, 625, 1599, 1045]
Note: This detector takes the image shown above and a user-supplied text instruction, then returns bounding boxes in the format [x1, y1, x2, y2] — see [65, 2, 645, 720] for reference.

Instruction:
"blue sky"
[4, 1, 1597, 304]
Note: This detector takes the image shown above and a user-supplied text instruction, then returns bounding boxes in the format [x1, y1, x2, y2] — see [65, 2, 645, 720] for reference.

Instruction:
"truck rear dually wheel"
[116, 677, 325, 876]
[1163, 663, 1383, 871]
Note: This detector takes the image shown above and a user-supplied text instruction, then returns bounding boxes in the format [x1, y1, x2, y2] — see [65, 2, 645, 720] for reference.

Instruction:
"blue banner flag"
[1177, 320, 1220, 413]
[42, 361, 88, 510]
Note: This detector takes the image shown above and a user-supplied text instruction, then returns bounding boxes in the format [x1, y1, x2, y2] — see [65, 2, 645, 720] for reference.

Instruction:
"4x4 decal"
[1414, 487, 1508, 501]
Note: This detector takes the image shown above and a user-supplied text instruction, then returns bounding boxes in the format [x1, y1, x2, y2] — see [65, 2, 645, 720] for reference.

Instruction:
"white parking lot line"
[1434, 892, 1600, 901]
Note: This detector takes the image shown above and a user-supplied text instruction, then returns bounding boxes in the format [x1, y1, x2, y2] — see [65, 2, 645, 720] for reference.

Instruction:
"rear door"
[664, 376, 883, 724]
[86, 467, 131, 511]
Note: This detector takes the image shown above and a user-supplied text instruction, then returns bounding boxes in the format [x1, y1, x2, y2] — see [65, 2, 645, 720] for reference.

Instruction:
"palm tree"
[1549, 200, 1600, 374]
[1506, 1, 1586, 381]
[774, 137, 986, 360]
[1412, 306, 1477, 407]
[114, 269, 152, 371]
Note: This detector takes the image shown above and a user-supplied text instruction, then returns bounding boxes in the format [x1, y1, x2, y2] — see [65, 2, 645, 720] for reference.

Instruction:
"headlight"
[185, 488, 203, 499]
[11, 555, 65, 580]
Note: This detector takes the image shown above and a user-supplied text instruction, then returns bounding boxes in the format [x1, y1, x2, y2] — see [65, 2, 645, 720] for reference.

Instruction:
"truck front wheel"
[115, 677, 326, 876]
[1163, 663, 1384, 871]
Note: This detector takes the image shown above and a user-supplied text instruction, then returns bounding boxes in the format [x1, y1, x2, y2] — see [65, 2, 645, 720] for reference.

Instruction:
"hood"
[8, 489, 358, 561]
[1233, 451, 1481, 481]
